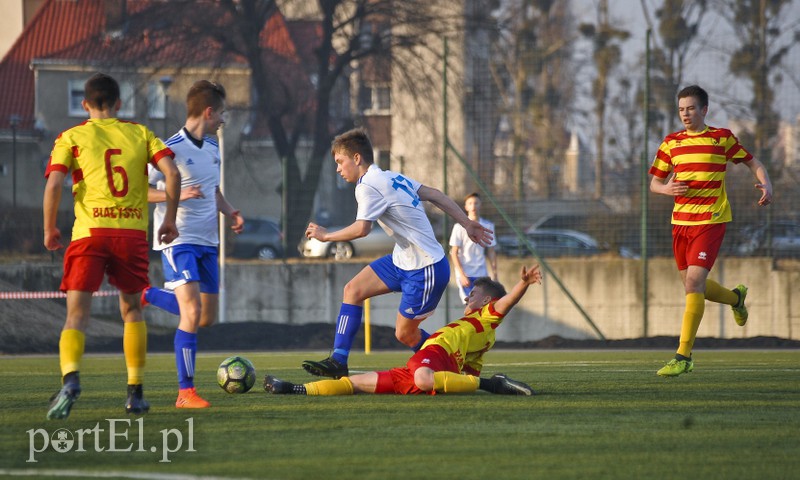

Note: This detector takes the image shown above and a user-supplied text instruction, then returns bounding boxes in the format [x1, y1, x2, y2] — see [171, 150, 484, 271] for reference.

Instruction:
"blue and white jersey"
[356, 164, 444, 270]
[150, 128, 220, 250]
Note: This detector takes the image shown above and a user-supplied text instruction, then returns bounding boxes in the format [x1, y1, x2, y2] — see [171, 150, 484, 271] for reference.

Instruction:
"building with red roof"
[0, 0, 328, 214]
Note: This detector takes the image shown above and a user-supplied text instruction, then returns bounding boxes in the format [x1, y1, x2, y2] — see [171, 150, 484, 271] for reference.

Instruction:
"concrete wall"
[2, 257, 798, 341]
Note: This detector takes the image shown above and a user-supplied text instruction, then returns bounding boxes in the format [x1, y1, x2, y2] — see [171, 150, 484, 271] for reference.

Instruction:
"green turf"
[1, 350, 799, 479]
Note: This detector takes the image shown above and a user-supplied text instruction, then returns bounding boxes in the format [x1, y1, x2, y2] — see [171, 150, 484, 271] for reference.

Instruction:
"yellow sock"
[59, 329, 85, 379]
[677, 293, 705, 358]
[705, 280, 738, 306]
[305, 377, 354, 396]
[433, 371, 479, 393]
[123, 321, 147, 385]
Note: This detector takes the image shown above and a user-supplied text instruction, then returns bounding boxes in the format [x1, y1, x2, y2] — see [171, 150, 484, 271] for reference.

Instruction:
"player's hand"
[305, 222, 328, 241]
[755, 183, 772, 206]
[230, 210, 245, 234]
[44, 227, 63, 251]
[158, 221, 179, 245]
[521, 264, 542, 285]
[459, 275, 471, 288]
[180, 185, 204, 201]
[466, 221, 493, 247]
[664, 175, 688, 196]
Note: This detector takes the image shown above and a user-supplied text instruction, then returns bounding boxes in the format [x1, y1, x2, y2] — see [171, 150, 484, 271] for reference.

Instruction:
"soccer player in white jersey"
[143, 80, 244, 408]
[450, 192, 498, 303]
[302, 128, 494, 379]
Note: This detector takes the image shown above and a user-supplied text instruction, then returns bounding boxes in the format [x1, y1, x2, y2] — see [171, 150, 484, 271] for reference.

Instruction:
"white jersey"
[356, 165, 445, 270]
[150, 128, 220, 250]
[449, 217, 496, 277]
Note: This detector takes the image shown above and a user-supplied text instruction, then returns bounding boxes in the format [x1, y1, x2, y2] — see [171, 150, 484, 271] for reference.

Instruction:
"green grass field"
[1, 350, 799, 479]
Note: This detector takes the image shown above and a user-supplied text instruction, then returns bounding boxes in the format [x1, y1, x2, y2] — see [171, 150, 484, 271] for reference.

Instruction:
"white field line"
[0, 469, 248, 480]
[483, 360, 800, 371]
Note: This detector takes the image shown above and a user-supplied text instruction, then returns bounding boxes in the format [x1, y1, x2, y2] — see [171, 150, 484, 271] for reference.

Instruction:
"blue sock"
[411, 329, 431, 352]
[146, 287, 180, 316]
[331, 303, 363, 365]
[174, 329, 197, 389]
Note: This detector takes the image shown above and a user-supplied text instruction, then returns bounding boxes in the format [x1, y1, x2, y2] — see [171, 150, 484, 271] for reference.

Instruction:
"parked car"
[498, 228, 605, 257]
[228, 217, 284, 260]
[734, 221, 800, 257]
[299, 223, 395, 260]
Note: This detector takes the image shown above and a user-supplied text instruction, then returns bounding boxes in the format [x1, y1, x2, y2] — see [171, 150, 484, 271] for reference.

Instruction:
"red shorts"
[61, 236, 150, 294]
[374, 345, 460, 395]
[672, 223, 726, 271]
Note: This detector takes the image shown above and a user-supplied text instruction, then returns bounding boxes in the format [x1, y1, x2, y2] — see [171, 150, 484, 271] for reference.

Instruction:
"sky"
[571, 0, 800, 127]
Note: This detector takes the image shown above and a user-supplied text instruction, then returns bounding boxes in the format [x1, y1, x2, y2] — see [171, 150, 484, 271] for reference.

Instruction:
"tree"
[715, 0, 794, 179]
[489, 0, 577, 200]
[640, 0, 707, 136]
[135, 0, 456, 253]
[579, 0, 630, 199]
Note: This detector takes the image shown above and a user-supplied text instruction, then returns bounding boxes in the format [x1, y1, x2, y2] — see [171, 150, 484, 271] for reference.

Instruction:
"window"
[375, 86, 390, 110]
[68, 80, 85, 116]
[359, 84, 391, 114]
[377, 150, 391, 170]
[118, 81, 135, 118]
[68, 78, 135, 118]
[148, 81, 167, 119]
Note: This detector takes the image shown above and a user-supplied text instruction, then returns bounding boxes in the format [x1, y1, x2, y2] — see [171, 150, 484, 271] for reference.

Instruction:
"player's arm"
[148, 185, 203, 203]
[42, 170, 66, 250]
[449, 245, 471, 288]
[493, 264, 543, 316]
[742, 158, 773, 206]
[449, 226, 469, 286]
[306, 219, 371, 242]
[486, 245, 498, 280]
[649, 173, 687, 197]
[155, 156, 180, 244]
[418, 186, 493, 247]
[215, 187, 245, 234]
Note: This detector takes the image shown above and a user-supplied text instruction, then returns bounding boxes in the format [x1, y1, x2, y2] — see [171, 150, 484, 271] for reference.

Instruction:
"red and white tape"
[0, 290, 119, 300]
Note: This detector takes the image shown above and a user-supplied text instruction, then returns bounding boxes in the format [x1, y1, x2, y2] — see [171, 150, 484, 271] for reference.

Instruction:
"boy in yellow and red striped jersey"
[649, 85, 773, 377]
[43, 73, 181, 419]
[265, 264, 542, 396]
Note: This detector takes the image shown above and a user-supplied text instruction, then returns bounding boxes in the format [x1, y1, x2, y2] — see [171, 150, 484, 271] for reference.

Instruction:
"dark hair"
[331, 128, 374, 164]
[84, 73, 120, 110]
[473, 277, 506, 299]
[465, 192, 481, 202]
[677, 85, 708, 108]
[186, 80, 226, 117]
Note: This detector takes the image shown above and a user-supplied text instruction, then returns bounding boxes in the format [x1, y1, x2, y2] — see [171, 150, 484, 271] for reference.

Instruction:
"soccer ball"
[217, 356, 256, 394]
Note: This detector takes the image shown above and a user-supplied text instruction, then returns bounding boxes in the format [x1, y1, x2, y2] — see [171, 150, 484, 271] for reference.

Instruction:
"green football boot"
[656, 358, 694, 377]
[732, 284, 748, 327]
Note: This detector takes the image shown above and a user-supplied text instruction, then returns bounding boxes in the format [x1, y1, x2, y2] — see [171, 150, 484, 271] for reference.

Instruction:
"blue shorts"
[161, 244, 219, 294]
[370, 255, 450, 320]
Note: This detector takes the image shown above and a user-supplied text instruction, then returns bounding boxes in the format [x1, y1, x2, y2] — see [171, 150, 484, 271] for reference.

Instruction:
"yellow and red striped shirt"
[423, 301, 504, 376]
[45, 118, 173, 241]
[650, 126, 752, 225]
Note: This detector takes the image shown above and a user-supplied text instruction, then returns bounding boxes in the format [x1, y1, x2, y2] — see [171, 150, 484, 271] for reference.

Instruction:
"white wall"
[5, 257, 791, 342]
[0, 0, 24, 61]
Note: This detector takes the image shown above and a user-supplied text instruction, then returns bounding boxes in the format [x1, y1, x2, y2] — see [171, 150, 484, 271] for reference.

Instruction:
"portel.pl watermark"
[26, 417, 195, 463]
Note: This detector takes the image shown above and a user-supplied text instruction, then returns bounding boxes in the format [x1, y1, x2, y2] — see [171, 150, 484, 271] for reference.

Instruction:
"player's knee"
[395, 328, 419, 348]
[64, 313, 91, 331]
[179, 302, 202, 327]
[413, 369, 434, 392]
[117, 302, 143, 324]
[198, 315, 216, 328]
[342, 281, 366, 303]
